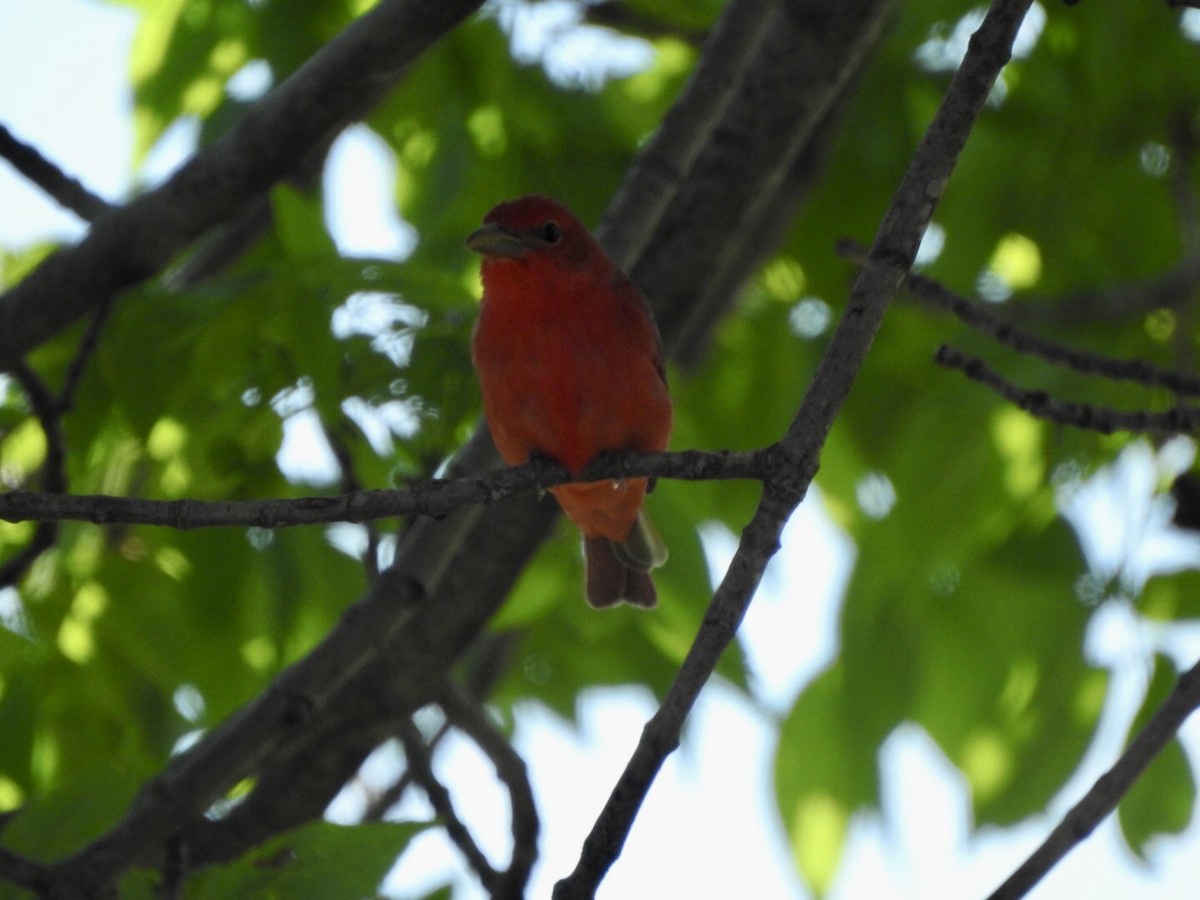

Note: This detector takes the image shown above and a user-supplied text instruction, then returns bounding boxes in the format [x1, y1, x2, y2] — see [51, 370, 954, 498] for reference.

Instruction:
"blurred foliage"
[2, 0, 1200, 897]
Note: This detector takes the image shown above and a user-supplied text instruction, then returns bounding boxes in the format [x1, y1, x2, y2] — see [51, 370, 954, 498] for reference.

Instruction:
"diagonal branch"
[597, 0, 778, 271]
[0, 124, 113, 223]
[554, 0, 1036, 895]
[638, 0, 901, 363]
[987, 656, 1200, 900]
[0, 0, 485, 372]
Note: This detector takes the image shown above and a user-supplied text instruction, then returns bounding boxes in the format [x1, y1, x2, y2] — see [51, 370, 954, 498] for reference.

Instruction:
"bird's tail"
[584, 511, 668, 609]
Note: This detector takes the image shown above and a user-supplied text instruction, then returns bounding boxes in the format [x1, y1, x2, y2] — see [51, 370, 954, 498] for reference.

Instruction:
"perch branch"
[987, 656, 1200, 900]
[554, 0, 1035, 895]
[0, 449, 766, 530]
[935, 344, 1200, 434]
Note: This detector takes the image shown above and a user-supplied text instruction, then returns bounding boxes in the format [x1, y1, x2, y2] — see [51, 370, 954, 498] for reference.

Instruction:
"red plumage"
[468, 196, 672, 608]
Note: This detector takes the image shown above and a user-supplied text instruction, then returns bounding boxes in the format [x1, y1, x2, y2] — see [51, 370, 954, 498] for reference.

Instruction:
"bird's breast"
[473, 288, 670, 474]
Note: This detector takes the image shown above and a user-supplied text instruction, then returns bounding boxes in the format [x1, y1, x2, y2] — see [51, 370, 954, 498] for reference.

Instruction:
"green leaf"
[1118, 655, 1197, 857]
[775, 666, 875, 897]
[1139, 568, 1200, 623]
[271, 186, 338, 261]
[130, 0, 255, 159]
[183, 820, 430, 899]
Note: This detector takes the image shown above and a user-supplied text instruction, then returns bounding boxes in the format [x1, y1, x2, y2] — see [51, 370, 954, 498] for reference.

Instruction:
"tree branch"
[0, 123, 112, 223]
[934, 344, 1200, 434]
[42, 563, 426, 892]
[438, 682, 539, 898]
[597, 0, 778, 271]
[554, 0, 1035, 894]
[839, 237, 1200, 397]
[987, 656, 1200, 900]
[0, 0, 485, 372]
[396, 718, 504, 895]
[637, 0, 901, 364]
[0, 845, 44, 895]
[0, 449, 764, 530]
[0, 364, 66, 588]
[361, 636, 514, 824]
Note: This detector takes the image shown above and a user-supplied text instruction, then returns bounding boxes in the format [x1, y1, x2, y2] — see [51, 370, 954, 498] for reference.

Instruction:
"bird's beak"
[465, 222, 526, 259]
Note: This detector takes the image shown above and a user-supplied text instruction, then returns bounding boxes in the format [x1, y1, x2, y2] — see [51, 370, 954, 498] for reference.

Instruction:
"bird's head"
[466, 195, 601, 272]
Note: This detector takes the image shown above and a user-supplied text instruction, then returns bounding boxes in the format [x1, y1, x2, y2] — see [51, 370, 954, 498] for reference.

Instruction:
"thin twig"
[987, 656, 1200, 900]
[440, 683, 539, 898]
[396, 718, 503, 896]
[322, 417, 381, 578]
[59, 300, 114, 415]
[363, 635, 515, 823]
[840, 238, 1200, 398]
[554, 0, 1035, 894]
[362, 730, 446, 824]
[0, 364, 66, 587]
[0, 124, 113, 223]
[935, 344, 1200, 434]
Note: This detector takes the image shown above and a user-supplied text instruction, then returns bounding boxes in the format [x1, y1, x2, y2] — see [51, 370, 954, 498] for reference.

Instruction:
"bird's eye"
[538, 221, 563, 245]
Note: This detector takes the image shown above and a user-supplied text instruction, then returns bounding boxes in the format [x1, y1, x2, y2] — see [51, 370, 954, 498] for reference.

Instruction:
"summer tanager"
[467, 196, 673, 608]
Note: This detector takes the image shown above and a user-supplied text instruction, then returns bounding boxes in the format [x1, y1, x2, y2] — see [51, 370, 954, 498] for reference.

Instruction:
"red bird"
[467, 196, 673, 608]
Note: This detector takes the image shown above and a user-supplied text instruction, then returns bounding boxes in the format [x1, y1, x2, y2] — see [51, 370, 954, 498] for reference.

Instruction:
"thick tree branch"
[597, 0, 778, 271]
[638, 0, 901, 363]
[0, 0, 484, 372]
[41, 563, 427, 893]
[988, 656, 1200, 900]
[0, 845, 43, 895]
[554, 0, 1035, 894]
